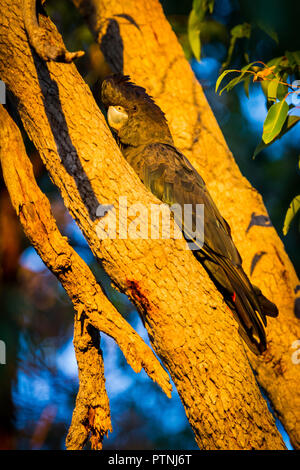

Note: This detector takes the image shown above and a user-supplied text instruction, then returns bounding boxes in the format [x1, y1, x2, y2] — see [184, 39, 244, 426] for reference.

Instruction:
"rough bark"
[73, 0, 300, 449]
[0, 105, 171, 448]
[23, 0, 84, 62]
[0, 0, 287, 449]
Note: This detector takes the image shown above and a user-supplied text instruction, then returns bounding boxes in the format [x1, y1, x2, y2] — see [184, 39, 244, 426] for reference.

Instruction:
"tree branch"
[0, 105, 171, 449]
[0, 1, 286, 449]
[22, 0, 84, 62]
[66, 321, 111, 450]
[72, 0, 300, 449]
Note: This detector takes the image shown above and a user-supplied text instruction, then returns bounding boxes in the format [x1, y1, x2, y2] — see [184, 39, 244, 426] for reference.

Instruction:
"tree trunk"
[73, 0, 300, 449]
[0, 0, 287, 449]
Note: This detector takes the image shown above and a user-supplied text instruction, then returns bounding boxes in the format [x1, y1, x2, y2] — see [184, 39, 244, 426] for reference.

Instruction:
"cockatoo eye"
[107, 106, 128, 130]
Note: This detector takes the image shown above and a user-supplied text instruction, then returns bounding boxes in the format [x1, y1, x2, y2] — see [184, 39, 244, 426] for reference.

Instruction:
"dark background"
[0, 0, 299, 450]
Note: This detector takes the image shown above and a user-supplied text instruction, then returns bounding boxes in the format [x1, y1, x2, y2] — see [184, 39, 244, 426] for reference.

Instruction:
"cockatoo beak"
[107, 106, 128, 131]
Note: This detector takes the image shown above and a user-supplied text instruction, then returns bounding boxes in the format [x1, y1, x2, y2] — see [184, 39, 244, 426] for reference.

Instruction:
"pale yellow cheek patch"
[107, 106, 128, 130]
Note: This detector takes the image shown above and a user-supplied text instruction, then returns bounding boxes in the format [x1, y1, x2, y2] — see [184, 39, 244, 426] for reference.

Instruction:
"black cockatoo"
[101, 74, 278, 355]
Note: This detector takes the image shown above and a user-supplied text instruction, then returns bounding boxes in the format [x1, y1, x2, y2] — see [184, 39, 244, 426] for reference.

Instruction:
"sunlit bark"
[0, 0, 289, 449]
[73, 0, 300, 449]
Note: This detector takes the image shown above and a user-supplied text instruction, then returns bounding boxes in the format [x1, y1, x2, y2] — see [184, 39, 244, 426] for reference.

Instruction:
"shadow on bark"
[32, 51, 100, 221]
[100, 19, 124, 74]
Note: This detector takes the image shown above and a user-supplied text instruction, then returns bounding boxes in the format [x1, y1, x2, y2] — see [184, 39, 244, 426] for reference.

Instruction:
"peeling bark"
[0, 0, 288, 449]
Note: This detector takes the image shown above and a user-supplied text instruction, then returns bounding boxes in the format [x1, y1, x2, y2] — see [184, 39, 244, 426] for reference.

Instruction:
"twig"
[66, 321, 112, 450]
[22, 0, 84, 62]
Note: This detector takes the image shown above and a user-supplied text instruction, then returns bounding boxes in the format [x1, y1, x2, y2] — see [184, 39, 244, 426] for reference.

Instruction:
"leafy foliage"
[215, 53, 300, 234]
[184, 0, 300, 243]
[187, 0, 215, 60]
[283, 195, 300, 235]
[222, 23, 251, 70]
[262, 99, 289, 144]
[253, 115, 300, 158]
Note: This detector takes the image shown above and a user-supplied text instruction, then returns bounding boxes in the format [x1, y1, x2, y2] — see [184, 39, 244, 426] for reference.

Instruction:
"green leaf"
[188, 9, 202, 60]
[285, 114, 300, 132]
[193, 0, 207, 21]
[266, 56, 284, 74]
[262, 99, 289, 144]
[267, 78, 279, 102]
[284, 50, 300, 69]
[218, 75, 242, 95]
[293, 51, 300, 65]
[276, 82, 288, 100]
[252, 140, 269, 159]
[253, 115, 300, 158]
[222, 23, 252, 70]
[219, 73, 248, 95]
[188, 2, 215, 62]
[244, 52, 250, 63]
[231, 23, 251, 39]
[244, 74, 251, 98]
[260, 79, 269, 98]
[193, 0, 214, 18]
[207, 0, 215, 14]
[267, 56, 283, 67]
[215, 69, 236, 93]
[216, 62, 256, 95]
[283, 195, 300, 235]
[285, 50, 297, 66]
[240, 61, 258, 73]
